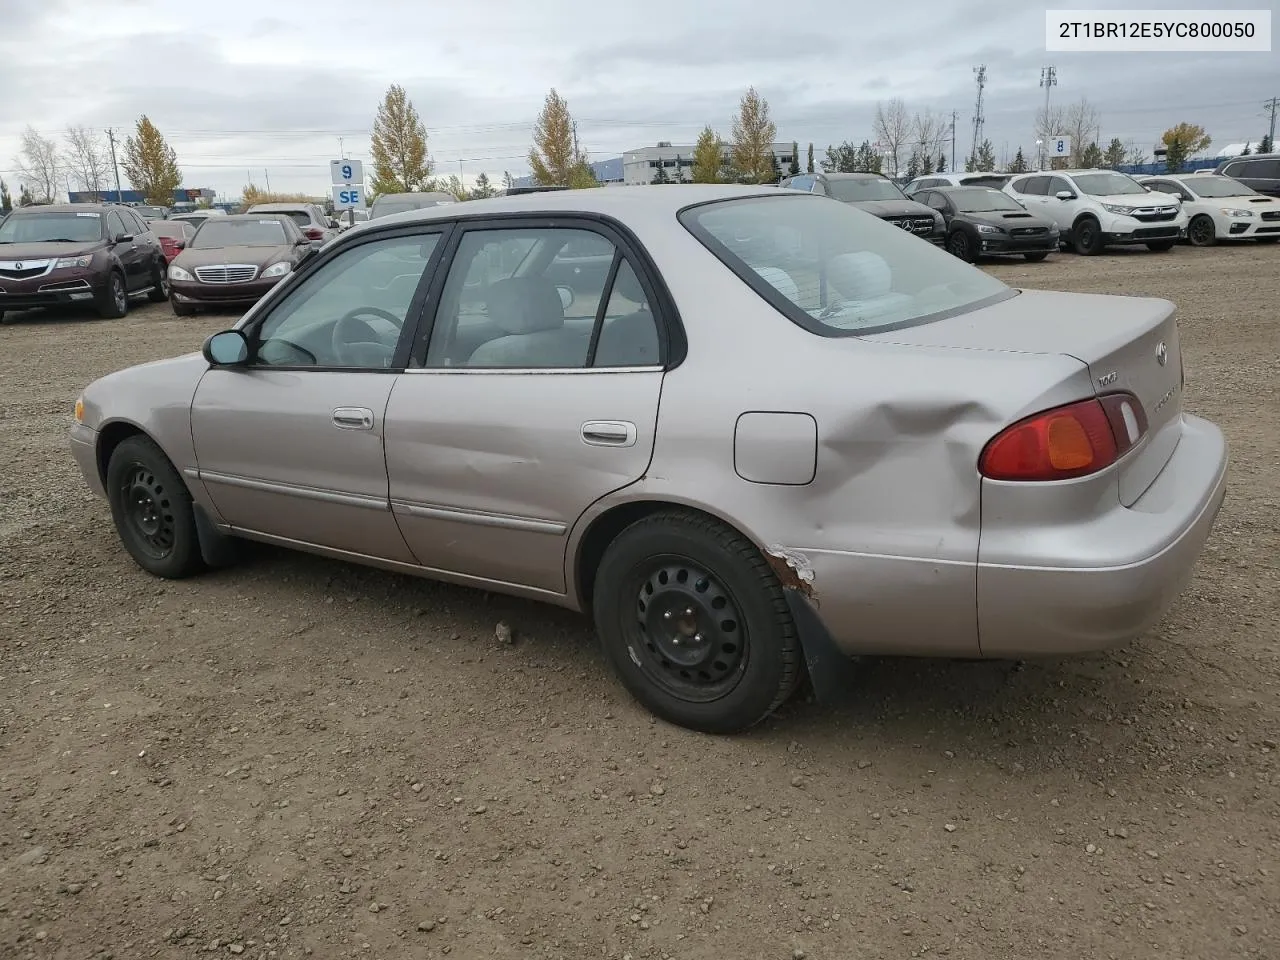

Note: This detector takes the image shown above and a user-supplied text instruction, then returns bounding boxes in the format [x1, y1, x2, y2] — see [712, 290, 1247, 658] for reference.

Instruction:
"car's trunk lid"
[860, 288, 1184, 505]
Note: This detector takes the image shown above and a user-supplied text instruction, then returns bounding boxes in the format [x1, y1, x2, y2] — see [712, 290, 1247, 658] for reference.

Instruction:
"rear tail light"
[303, 226, 324, 240]
[979, 392, 1148, 482]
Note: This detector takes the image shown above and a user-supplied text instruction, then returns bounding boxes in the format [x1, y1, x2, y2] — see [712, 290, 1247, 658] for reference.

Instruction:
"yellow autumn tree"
[370, 84, 433, 196]
[691, 126, 725, 183]
[529, 88, 597, 188]
[729, 87, 777, 184]
[121, 116, 181, 205]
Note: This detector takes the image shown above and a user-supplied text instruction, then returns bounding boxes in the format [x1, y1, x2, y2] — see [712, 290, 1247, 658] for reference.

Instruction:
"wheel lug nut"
[663, 610, 673, 620]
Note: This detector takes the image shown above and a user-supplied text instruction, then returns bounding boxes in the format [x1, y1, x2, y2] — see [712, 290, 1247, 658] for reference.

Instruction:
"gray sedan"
[70, 185, 1228, 734]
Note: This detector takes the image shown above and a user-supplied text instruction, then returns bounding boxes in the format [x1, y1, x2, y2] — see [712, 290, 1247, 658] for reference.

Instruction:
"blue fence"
[1114, 158, 1223, 176]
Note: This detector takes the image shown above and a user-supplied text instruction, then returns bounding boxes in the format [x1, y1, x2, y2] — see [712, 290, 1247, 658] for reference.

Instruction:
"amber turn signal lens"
[74, 397, 84, 423]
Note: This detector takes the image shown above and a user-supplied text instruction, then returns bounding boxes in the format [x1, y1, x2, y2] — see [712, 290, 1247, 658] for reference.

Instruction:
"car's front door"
[189, 227, 448, 560]
[383, 220, 667, 594]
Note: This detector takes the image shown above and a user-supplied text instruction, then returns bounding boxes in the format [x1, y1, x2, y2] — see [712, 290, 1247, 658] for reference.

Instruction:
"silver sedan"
[70, 185, 1229, 734]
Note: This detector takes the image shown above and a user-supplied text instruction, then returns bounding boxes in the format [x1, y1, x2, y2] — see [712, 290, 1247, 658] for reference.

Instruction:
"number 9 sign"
[330, 158, 364, 186]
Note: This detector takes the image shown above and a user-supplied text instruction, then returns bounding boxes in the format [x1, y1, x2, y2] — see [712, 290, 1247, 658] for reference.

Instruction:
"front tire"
[1187, 214, 1217, 247]
[946, 229, 974, 262]
[1023, 251, 1049, 262]
[1146, 240, 1176, 252]
[96, 271, 129, 319]
[148, 260, 170, 302]
[592, 510, 802, 734]
[1072, 217, 1104, 255]
[106, 435, 205, 579]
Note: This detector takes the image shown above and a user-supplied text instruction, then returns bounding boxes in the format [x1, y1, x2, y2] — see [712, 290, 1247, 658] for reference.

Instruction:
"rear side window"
[679, 194, 1012, 337]
[1013, 176, 1049, 195]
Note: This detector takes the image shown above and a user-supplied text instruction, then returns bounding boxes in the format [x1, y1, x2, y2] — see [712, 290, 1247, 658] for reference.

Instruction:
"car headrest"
[827, 252, 892, 300]
[484, 277, 565, 334]
[754, 267, 799, 302]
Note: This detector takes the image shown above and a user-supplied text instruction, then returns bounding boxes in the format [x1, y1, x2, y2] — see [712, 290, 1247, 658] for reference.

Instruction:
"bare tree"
[64, 125, 110, 197]
[873, 98, 911, 176]
[912, 109, 949, 173]
[14, 126, 61, 203]
[1061, 97, 1102, 166]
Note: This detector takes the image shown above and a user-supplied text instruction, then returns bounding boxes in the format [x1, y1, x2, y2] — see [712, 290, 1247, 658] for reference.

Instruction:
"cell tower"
[1039, 65, 1058, 170]
[970, 65, 987, 162]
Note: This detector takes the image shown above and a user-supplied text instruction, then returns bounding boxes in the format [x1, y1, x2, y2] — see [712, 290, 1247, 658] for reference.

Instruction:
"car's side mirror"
[1143, 185, 1153, 192]
[556, 285, 575, 310]
[203, 329, 250, 366]
[113, 232, 132, 243]
[174, 240, 186, 250]
[295, 236, 311, 245]
[1055, 190, 1076, 200]
[329, 219, 341, 229]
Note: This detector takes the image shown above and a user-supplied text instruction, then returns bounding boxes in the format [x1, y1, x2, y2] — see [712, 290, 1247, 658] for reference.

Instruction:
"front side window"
[251, 233, 440, 368]
[1072, 172, 1146, 196]
[679, 194, 1012, 336]
[0, 211, 106, 244]
[424, 226, 661, 369]
[1046, 177, 1073, 196]
[824, 177, 905, 202]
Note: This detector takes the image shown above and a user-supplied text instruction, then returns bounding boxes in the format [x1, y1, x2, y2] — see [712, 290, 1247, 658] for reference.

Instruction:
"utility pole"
[105, 127, 123, 203]
[950, 110, 957, 171]
[572, 121, 580, 161]
[1266, 96, 1278, 148]
[1039, 65, 1058, 170]
[264, 169, 271, 192]
[970, 65, 987, 166]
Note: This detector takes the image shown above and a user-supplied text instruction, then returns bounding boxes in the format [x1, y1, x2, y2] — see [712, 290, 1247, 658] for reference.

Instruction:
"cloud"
[0, 0, 1274, 197]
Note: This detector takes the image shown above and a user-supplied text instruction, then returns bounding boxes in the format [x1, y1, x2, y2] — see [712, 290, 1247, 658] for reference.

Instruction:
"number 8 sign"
[1048, 136, 1072, 158]
[330, 158, 364, 186]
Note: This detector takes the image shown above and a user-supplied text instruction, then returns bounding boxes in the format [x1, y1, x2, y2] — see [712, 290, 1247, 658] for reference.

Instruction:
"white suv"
[1136, 172, 1280, 246]
[1002, 169, 1186, 255]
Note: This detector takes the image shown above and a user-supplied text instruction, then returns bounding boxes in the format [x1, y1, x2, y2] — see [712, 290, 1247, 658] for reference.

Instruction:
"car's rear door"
[383, 217, 668, 594]
[189, 224, 450, 560]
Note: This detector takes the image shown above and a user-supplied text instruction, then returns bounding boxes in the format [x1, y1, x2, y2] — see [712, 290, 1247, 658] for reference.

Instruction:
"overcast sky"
[0, 0, 1275, 200]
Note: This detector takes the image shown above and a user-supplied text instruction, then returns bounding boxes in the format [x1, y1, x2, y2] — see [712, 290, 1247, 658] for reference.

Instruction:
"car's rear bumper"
[69, 422, 104, 498]
[976, 413, 1228, 657]
[170, 277, 281, 306]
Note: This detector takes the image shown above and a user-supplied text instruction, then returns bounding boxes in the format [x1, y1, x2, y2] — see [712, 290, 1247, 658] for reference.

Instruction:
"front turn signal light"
[74, 397, 84, 423]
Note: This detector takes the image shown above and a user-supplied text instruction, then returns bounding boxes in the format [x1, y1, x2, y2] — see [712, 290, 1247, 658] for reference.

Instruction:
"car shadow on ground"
[0, 306, 107, 325]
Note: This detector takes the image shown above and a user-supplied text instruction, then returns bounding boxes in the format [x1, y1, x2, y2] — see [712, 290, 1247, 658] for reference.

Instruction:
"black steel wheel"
[106, 435, 204, 578]
[593, 509, 803, 734]
[632, 558, 748, 702]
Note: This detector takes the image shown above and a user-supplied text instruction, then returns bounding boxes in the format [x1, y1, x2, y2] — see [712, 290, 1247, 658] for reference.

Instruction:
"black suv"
[1214, 153, 1280, 198]
[779, 172, 946, 245]
[0, 203, 168, 321]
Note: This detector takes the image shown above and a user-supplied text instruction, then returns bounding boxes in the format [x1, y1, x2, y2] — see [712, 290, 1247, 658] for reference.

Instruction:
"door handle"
[332, 407, 375, 430]
[581, 420, 637, 447]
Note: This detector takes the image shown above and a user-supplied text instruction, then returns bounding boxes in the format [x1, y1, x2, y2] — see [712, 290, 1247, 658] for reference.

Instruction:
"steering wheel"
[331, 306, 404, 367]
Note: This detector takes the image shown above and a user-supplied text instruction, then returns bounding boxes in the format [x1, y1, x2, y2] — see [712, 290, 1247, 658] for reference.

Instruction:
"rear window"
[191, 218, 289, 248]
[249, 209, 311, 227]
[825, 177, 905, 202]
[679, 194, 1013, 336]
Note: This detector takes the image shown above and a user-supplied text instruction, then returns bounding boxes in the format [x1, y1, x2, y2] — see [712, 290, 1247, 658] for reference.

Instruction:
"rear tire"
[1023, 252, 1049, 262]
[1146, 240, 1175, 252]
[96, 271, 129, 319]
[105, 435, 205, 579]
[147, 260, 170, 302]
[170, 296, 196, 317]
[592, 510, 802, 734]
[1187, 214, 1217, 247]
[1071, 217, 1104, 255]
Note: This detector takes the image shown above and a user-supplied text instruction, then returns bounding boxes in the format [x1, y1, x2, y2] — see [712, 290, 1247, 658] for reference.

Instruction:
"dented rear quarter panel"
[569, 224, 1097, 656]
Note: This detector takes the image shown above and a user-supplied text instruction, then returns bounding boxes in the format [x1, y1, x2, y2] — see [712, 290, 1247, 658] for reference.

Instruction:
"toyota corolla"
[69, 185, 1228, 733]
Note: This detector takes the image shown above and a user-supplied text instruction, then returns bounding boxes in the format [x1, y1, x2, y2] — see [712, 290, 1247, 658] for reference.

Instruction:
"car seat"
[592, 265, 661, 366]
[465, 277, 589, 367]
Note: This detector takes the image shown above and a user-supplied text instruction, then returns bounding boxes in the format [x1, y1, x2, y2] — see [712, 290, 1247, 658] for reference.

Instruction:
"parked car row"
[780, 162, 1280, 261]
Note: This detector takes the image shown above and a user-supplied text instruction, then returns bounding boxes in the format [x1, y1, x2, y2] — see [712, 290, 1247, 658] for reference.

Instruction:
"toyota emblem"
[1155, 341, 1168, 366]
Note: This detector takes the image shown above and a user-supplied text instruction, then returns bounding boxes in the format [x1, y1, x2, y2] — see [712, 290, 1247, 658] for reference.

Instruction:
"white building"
[621, 141, 799, 185]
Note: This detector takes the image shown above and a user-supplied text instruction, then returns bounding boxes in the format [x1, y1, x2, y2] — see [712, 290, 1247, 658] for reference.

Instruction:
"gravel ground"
[1, 244, 1277, 960]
